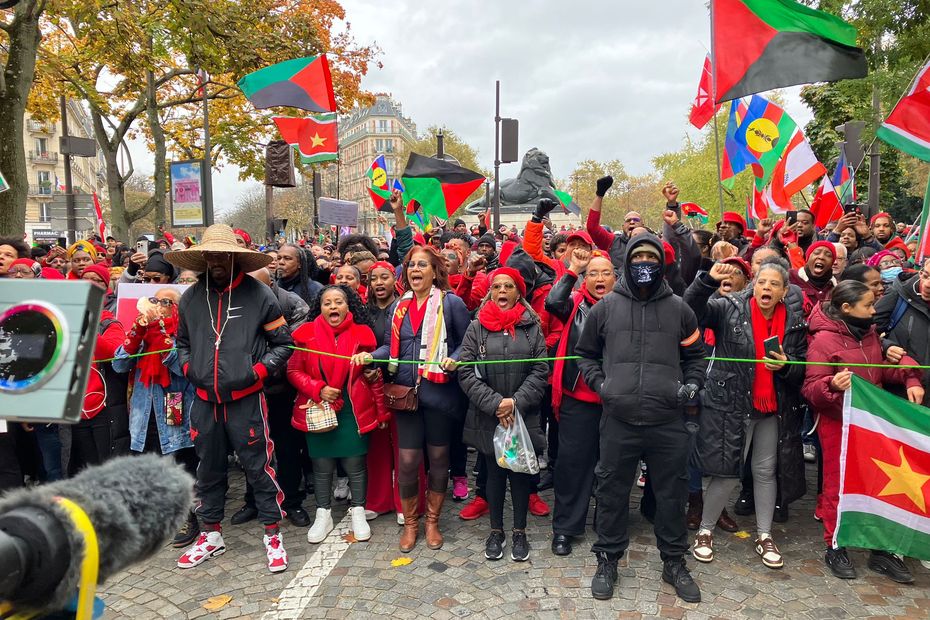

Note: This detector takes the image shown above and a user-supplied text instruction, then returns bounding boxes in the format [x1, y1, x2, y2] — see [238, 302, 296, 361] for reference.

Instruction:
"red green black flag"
[400, 153, 485, 219]
[712, 0, 867, 103]
[238, 56, 336, 113]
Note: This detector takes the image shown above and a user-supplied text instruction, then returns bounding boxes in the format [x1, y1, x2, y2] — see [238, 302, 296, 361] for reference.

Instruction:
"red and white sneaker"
[177, 531, 226, 569]
[264, 532, 288, 573]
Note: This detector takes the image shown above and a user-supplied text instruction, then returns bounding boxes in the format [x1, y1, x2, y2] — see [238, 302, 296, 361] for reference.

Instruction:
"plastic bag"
[493, 408, 539, 474]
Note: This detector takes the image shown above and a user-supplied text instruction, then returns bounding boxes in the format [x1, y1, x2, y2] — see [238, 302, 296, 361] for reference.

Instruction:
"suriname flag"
[837, 376, 930, 560]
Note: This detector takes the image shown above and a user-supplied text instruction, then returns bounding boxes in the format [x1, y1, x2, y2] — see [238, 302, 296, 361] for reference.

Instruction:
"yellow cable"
[54, 497, 99, 620]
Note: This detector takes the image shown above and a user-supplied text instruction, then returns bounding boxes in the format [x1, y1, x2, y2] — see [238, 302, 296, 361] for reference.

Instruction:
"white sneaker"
[333, 478, 350, 501]
[364, 509, 379, 521]
[396, 512, 405, 525]
[538, 455, 548, 470]
[264, 532, 288, 573]
[803, 444, 817, 463]
[920, 559, 930, 570]
[350, 506, 371, 541]
[177, 531, 226, 568]
[307, 507, 334, 543]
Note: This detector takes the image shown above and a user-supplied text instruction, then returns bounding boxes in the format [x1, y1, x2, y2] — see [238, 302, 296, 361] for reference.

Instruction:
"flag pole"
[201, 70, 214, 227]
[709, 1, 727, 221]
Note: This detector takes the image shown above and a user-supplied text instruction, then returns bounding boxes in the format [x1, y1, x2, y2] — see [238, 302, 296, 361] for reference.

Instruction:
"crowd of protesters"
[1, 178, 929, 602]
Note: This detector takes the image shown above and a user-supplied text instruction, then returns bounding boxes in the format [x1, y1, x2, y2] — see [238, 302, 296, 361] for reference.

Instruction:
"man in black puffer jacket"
[576, 234, 707, 603]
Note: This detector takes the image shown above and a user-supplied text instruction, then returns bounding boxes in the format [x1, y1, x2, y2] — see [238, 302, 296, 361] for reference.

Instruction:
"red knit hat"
[869, 212, 893, 226]
[81, 263, 112, 290]
[806, 240, 837, 261]
[718, 211, 747, 232]
[662, 241, 676, 266]
[41, 267, 65, 280]
[489, 267, 526, 298]
[721, 256, 752, 279]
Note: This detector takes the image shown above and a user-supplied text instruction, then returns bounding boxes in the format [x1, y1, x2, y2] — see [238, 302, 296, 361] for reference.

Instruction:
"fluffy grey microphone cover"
[0, 454, 193, 611]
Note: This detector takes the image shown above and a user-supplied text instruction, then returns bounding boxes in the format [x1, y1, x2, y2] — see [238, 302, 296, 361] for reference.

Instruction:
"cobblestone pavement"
[100, 458, 930, 619]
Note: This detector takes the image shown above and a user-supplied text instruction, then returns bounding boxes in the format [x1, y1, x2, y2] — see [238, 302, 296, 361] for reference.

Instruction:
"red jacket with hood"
[801, 303, 922, 420]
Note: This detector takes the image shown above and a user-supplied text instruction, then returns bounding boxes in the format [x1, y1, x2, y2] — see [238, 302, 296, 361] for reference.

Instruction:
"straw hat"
[165, 224, 272, 272]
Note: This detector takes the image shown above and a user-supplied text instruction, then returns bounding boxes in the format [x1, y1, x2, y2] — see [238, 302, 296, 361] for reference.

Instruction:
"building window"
[377, 119, 388, 133]
[37, 171, 52, 195]
[385, 139, 395, 153]
[39, 203, 51, 223]
[34, 138, 48, 155]
[375, 138, 385, 152]
[385, 158, 394, 175]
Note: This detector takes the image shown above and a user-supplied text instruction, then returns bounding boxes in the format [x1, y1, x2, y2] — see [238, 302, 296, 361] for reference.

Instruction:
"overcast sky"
[129, 0, 814, 215]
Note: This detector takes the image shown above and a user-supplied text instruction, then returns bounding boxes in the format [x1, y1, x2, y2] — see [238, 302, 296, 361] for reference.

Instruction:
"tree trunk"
[92, 109, 130, 240]
[145, 68, 167, 227]
[0, 3, 43, 236]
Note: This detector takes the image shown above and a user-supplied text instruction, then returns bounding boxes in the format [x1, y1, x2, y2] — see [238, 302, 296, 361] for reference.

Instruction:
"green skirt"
[304, 398, 369, 459]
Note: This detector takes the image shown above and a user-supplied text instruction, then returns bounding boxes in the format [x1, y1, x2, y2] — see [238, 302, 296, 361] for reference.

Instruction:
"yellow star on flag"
[310, 133, 327, 148]
[872, 446, 930, 513]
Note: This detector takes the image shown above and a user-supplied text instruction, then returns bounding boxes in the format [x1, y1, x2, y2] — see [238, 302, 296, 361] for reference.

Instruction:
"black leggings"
[484, 453, 532, 531]
[313, 456, 366, 509]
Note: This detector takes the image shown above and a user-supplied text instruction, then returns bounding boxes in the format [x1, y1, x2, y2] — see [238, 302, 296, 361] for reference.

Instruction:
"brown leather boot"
[686, 491, 703, 531]
[424, 490, 445, 550]
[399, 496, 419, 553]
[716, 508, 739, 533]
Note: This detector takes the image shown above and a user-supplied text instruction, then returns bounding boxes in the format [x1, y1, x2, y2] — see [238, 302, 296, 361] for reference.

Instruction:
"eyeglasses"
[8, 268, 34, 277]
[407, 260, 430, 270]
[176, 277, 198, 284]
[148, 297, 175, 307]
[624, 217, 642, 224]
[140, 275, 165, 283]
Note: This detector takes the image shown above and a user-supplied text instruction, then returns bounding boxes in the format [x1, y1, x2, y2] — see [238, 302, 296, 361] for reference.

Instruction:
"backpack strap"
[888, 295, 909, 332]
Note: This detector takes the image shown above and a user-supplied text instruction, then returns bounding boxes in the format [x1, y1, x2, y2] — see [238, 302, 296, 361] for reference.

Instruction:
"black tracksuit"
[177, 271, 294, 525]
[575, 236, 707, 561]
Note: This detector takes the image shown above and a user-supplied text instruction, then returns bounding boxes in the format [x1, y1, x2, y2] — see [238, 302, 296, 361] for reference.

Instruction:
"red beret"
[806, 240, 837, 261]
[489, 267, 526, 298]
[718, 211, 747, 232]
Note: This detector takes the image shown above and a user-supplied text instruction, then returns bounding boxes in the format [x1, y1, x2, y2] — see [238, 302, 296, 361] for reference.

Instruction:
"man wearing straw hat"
[166, 224, 294, 574]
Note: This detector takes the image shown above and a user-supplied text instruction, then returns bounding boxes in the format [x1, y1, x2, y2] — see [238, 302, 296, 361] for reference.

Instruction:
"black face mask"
[630, 262, 662, 287]
[843, 314, 873, 330]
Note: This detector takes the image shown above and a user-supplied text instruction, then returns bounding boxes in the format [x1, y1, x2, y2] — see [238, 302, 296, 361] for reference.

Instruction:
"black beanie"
[477, 232, 496, 249]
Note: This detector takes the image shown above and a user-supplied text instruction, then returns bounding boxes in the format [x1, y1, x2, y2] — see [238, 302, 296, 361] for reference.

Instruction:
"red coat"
[84, 310, 125, 419]
[801, 303, 922, 420]
[287, 321, 390, 434]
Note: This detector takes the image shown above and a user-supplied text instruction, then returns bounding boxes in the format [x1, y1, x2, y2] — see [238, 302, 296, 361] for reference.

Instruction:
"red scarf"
[749, 297, 786, 414]
[477, 301, 526, 338]
[138, 312, 178, 387]
[312, 311, 359, 393]
[552, 287, 601, 417]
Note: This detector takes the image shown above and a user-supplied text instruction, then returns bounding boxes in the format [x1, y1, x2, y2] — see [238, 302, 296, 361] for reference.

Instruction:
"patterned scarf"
[389, 287, 448, 383]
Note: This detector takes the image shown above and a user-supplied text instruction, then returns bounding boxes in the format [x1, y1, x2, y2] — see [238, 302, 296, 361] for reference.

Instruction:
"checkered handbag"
[303, 399, 338, 433]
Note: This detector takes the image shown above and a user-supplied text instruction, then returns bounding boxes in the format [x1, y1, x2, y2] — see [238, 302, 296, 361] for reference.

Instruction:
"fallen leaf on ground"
[202, 595, 232, 611]
[342, 532, 358, 543]
[391, 557, 413, 567]
[734, 530, 751, 539]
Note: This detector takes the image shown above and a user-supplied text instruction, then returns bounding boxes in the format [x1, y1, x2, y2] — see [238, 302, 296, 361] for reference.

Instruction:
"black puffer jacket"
[459, 307, 548, 456]
[683, 274, 808, 504]
[576, 235, 707, 426]
[874, 274, 930, 406]
[177, 271, 293, 403]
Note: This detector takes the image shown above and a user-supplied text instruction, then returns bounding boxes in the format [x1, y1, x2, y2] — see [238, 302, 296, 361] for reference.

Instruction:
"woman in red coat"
[802, 280, 924, 584]
[287, 285, 390, 545]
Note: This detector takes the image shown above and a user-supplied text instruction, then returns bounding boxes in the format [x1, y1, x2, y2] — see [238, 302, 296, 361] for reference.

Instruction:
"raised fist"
[595, 176, 613, 197]
[534, 198, 557, 220]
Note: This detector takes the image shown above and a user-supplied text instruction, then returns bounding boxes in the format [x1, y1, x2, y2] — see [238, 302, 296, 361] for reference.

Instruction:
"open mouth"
[720, 280, 733, 293]
[594, 284, 607, 295]
[328, 311, 341, 322]
[759, 293, 773, 304]
[496, 296, 510, 308]
[812, 261, 826, 275]
[409, 274, 423, 286]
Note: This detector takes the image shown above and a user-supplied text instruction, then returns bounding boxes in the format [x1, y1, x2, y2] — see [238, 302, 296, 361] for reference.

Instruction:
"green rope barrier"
[90, 346, 930, 371]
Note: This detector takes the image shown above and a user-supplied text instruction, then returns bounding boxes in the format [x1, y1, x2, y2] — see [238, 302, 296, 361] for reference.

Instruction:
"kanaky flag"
[238, 56, 336, 113]
[367, 155, 392, 211]
[690, 55, 720, 130]
[722, 99, 753, 188]
[837, 376, 930, 560]
[832, 147, 857, 205]
[734, 95, 798, 189]
[400, 153, 485, 219]
[712, 0, 867, 103]
[876, 59, 930, 162]
[810, 175, 842, 228]
[770, 130, 827, 206]
[272, 115, 338, 163]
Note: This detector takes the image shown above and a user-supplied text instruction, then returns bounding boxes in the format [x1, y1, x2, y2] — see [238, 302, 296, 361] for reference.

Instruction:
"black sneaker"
[286, 506, 311, 528]
[662, 558, 701, 603]
[590, 552, 618, 600]
[824, 547, 857, 579]
[484, 530, 505, 561]
[538, 469, 554, 491]
[172, 510, 199, 548]
[733, 491, 754, 516]
[868, 550, 914, 584]
[772, 504, 789, 523]
[230, 504, 258, 525]
[511, 530, 529, 562]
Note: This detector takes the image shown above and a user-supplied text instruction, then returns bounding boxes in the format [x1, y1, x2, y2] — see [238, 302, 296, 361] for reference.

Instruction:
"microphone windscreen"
[0, 454, 193, 611]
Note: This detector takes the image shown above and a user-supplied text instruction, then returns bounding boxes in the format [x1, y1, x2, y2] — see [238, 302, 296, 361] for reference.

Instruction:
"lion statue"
[465, 147, 560, 214]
